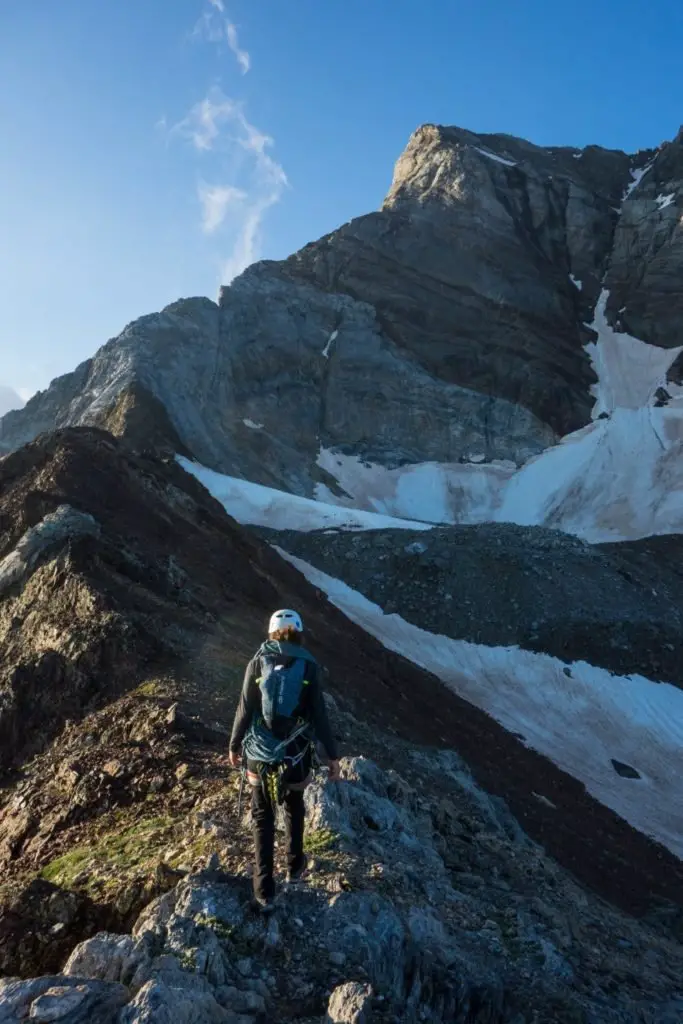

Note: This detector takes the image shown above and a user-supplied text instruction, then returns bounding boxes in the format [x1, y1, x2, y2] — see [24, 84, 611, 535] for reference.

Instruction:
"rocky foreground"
[1, 429, 683, 1021]
[2, 729, 683, 1024]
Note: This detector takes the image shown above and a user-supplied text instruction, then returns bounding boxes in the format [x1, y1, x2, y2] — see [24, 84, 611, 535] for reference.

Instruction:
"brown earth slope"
[1, 429, 682, 979]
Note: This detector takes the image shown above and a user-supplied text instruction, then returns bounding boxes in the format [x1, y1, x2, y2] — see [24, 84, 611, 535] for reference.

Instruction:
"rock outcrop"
[2, 126, 681, 496]
[2, 752, 683, 1022]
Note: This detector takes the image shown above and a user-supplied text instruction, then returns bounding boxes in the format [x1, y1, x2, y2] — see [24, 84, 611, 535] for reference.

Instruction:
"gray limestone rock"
[63, 932, 139, 985]
[118, 980, 236, 1024]
[605, 136, 683, 353]
[323, 893, 405, 999]
[0, 976, 127, 1024]
[324, 981, 374, 1024]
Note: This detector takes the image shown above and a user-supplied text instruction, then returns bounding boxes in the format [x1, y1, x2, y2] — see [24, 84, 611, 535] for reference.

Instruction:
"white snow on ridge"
[177, 457, 432, 533]
[278, 549, 683, 859]
[475, 147, 517, 168]
[569, 274, 582, 290]
[656, 193, 675, 211]
[243, 419, 264, 430]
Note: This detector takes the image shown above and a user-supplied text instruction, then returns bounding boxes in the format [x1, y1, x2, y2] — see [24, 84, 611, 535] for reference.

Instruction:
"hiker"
[228, 609, 341, 912]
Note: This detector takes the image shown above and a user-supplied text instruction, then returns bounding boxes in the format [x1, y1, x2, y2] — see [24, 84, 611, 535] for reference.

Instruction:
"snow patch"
[569, 274, 583, 291]
[655, 193, 675, 211]
[177, 457, 432, 533]
[474, 147, 517, 168]
[278, 550, 683, 860]
[585, 289, 681, 415]
[322, 330, 338, 359]
[495, 290, 683, 541]
[316, 448, 514, 525]
[243, 419, 264, 430]
[622, 160, 655, 201]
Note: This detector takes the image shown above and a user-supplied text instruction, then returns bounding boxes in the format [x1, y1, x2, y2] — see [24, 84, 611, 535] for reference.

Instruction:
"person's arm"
[309, 665, 340, 778]
[229, 659, 260, 760]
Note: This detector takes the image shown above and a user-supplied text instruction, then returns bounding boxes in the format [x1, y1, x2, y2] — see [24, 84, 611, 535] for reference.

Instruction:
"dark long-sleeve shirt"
[229, 652, 338, 760]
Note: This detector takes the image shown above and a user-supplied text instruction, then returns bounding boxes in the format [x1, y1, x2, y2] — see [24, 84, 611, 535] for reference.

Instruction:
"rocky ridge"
[3, 737, 683, 1024]
[1, 429, 683, 1020]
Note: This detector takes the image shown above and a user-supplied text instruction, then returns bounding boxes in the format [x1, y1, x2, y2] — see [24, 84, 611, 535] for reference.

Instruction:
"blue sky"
[2, 0, 682, 399]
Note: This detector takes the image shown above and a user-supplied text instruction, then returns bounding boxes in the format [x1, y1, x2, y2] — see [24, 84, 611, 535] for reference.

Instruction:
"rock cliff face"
[2, 125, 681, 495]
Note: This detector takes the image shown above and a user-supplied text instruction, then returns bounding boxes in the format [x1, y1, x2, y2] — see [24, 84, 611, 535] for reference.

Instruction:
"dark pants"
[250, 780, 305, 901]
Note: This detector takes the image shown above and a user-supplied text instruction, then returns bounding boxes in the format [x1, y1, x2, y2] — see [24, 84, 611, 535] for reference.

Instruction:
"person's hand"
[326, 759, 341, 782]
[228, 750, 241, 768]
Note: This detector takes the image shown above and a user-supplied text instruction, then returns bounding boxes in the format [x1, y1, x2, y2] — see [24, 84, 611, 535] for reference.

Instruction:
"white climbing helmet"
[268, 608, 304, 634]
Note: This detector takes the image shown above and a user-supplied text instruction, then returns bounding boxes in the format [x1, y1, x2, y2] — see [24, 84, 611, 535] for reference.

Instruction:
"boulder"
[324, 981, 373, 1024]
[0, 976, 127, 1024]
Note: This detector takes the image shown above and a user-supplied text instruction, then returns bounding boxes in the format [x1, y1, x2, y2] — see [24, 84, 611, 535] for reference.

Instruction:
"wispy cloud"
[226, 21, 250, 75]
[195, 0, 250, 75]
[170, 86, 288, 282]
[172, 90, 240, 151]
[199, 182, 246, 233]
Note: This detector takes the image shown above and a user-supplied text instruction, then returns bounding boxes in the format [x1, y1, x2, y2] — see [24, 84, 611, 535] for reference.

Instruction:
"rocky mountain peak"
[1, 123, 682, 511]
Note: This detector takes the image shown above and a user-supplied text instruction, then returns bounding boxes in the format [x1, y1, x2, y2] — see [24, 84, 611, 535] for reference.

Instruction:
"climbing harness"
[243, 718, 311, 767]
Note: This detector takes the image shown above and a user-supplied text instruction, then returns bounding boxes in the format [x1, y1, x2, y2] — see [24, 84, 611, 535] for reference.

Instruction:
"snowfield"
[181, 287, 683, 545]
[278, 549, 683, 859]
[177, 458, 432, 533]
[315, 449, 515, 525]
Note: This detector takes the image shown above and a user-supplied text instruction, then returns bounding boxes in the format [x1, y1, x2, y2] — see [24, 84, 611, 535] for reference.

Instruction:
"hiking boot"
[286, 854, 309, 884]
[251, 896, 276, 916]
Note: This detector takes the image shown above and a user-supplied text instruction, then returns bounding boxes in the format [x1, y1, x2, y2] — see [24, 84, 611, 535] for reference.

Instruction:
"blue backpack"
[243, 641, 317, 764]
[259, 653, 307, 736]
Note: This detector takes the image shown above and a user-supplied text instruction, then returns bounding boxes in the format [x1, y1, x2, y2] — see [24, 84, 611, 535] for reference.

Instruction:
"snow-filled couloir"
[310, 289, 683, 543]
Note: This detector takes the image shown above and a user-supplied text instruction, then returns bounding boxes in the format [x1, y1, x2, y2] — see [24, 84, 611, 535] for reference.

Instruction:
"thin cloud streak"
[170, 86, 287, 282]
[195, 0, 250, 75]
[226, 22, 251, 75]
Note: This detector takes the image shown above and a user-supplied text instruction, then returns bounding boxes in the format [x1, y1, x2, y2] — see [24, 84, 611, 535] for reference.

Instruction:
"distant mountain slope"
[0, 385, 24, 418]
